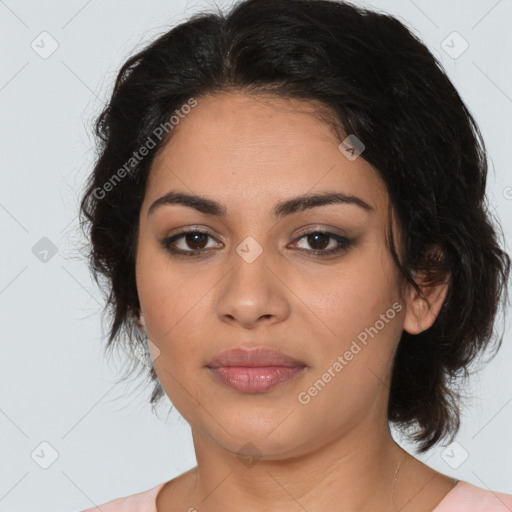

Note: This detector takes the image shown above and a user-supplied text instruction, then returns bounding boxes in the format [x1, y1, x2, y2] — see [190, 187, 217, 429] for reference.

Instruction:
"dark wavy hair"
[79, 0, 510, 452]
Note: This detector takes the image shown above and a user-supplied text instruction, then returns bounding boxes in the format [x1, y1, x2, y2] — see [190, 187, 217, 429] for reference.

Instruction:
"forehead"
[145, 92, 389, 215]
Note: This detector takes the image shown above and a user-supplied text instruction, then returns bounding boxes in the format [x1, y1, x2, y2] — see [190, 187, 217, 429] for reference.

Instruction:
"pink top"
[80, 480, 512, 511]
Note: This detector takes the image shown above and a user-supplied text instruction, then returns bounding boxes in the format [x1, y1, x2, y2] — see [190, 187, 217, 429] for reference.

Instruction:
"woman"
[78, 0, 511, 510]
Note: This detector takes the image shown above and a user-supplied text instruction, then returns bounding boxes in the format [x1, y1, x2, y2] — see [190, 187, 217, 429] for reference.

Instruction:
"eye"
[161, 228, 222, 256]
[161, 228, 353, 258]
[290, 230, 353, 256]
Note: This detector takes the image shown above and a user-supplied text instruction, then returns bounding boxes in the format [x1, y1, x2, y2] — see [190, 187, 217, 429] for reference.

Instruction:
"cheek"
[137, 260, 209, 409]
[298, 249, 403, 412]
[299, 311, 402, 430]
[136, 244, 193, 354]
[137, 237, 190, 322]
[140, 281, 207, 362]
[304, 247, 401, 344]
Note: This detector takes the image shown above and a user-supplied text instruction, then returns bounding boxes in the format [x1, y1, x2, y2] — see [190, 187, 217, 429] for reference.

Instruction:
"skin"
[135, 92, 456, 512]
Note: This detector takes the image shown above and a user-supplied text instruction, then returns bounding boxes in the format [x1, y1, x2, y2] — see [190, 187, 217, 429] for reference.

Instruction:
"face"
[135, 92, 409, 460]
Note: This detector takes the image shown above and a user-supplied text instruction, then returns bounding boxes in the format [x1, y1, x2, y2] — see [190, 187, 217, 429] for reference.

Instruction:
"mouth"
[205, 346, 307, 393]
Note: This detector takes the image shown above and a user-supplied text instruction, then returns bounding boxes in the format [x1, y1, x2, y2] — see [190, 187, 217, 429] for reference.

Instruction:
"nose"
[215, 246, 291, 329]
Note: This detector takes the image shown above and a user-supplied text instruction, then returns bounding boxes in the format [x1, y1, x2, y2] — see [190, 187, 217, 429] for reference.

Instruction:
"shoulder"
[78, 481, 166, 512]
[434, 480, 512, 511]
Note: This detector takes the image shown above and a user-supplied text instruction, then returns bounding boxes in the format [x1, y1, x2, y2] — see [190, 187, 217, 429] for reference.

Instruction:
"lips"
[206, 346, 305, 368]
[205, 346, 307, 393]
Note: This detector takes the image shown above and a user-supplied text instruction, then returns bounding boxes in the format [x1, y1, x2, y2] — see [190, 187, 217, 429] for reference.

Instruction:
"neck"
[187, 418, 408, 512]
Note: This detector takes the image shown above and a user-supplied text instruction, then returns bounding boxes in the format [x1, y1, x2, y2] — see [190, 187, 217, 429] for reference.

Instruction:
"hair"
[79, 0, 510, 453]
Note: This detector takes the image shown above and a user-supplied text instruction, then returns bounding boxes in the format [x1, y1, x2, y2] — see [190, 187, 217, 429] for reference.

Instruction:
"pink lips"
[206, 347, 307, 393]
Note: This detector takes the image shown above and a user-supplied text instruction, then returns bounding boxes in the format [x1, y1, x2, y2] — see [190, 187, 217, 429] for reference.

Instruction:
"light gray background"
[0, 1, 511, 511]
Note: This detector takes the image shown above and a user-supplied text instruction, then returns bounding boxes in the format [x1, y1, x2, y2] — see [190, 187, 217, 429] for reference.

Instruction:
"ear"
[403, 247, 450, 335]
[135, 310, 146, 331]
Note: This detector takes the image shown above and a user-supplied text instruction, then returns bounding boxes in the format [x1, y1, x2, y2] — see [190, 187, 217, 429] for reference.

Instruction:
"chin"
[204, 412, 312, 461]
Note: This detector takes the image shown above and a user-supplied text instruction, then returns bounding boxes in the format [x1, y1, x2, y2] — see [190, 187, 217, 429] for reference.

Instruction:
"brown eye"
[161, 229, 222, 256]
[292, 230, 353, 256]
[161, 228, 353, 258]
[306, 232, 330, 251]
[183, 232, 209, 250]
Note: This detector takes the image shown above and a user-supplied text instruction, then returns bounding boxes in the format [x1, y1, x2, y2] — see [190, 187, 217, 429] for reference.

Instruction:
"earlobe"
[135, 311, 146, 331]
[403, 270, 450, 335]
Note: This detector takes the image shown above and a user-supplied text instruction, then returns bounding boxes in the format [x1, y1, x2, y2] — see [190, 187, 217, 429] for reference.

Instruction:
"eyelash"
[161, 228, 353, 258]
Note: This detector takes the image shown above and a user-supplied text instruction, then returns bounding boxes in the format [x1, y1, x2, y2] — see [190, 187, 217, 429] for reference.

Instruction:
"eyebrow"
[147, 190, 374, 219]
